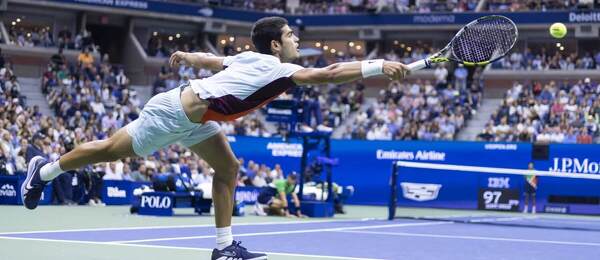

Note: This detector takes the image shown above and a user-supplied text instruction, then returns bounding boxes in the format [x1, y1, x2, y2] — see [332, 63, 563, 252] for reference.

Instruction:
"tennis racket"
[407, 15, 518, 71]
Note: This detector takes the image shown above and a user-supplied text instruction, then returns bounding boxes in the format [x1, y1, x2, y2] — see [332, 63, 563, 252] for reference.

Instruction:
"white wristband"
[361, 59, 384, 78]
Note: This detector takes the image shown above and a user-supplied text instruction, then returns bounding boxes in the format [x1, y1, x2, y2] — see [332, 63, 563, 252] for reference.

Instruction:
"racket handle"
[407, 59, 430, 71]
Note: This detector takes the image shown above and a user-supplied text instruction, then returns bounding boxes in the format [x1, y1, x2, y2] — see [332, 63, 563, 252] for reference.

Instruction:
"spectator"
[78, 48, 94, 68]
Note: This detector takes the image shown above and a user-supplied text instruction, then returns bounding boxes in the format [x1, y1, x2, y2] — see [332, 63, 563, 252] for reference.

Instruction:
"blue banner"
[333, 140, 531, 205]
[101, 180, 133, 205]
[46, 1, 600, 25]
[229, 136, 600, 215]
[0, 176, 20, 205]
[228, 136, 303, 171]
[138, 192, 174, 216]
[229, 136, 533, 205]
[0, 176, 52, 205]
[235, 186, 262, 205]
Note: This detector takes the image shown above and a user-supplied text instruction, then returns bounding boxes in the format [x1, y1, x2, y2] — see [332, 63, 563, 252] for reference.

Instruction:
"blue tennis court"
[2, 207, 599, 260]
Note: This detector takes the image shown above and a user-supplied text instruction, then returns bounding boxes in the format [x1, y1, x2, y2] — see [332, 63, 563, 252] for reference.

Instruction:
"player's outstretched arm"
[169, 51, 225, 71]
[291, 59, 409, 85]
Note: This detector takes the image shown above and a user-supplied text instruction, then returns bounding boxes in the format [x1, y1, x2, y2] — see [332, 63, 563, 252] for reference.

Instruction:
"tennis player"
[523, 162, 538, 214]
[22, 16, 408, 259]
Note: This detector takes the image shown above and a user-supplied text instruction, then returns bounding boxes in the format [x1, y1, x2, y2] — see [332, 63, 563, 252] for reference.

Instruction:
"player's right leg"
[23, 87, 190, 210]
[22, 127, 136, 210]
[522, 192, 530, 213]
[59, 127, 136, 170]
[187, 132, 267, 260]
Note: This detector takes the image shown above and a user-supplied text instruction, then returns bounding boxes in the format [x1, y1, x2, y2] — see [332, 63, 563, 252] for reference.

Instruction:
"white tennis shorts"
[126, 86, 221, 157]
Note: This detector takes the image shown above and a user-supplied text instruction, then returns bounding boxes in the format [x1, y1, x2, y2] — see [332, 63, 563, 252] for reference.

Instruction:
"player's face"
[278, 25, 300, 62]
[287, 176, 297, 185]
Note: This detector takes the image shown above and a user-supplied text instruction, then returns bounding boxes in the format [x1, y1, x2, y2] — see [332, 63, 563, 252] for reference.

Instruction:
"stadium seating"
[479, 79, 598, 143]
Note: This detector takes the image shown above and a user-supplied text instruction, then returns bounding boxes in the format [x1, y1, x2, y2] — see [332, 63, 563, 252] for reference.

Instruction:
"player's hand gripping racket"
[407, 15, 518, 71]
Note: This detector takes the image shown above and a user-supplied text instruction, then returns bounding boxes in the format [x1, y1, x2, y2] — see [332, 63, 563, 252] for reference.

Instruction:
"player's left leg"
[268, 198, 285, 216]
[523, 192, 530, 213]
[22, 127, 137, 210]
[531, 192, 536, 214]
[186, 131, 267, 260]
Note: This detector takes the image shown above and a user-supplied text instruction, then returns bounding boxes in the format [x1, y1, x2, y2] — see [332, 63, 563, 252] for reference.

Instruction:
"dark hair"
[288, 173, 297, 181]
[251, 16, 288, 55]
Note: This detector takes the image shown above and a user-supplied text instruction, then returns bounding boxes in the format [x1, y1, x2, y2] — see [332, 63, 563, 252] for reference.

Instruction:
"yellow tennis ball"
[549, 23, 567, 39]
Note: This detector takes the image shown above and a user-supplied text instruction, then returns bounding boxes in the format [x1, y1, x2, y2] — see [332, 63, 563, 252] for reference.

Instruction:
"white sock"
[40, 160, 64, 181]
[532, 206, 536, 213]
[523, 205, 528, 213]
[216, 226, 233, 250]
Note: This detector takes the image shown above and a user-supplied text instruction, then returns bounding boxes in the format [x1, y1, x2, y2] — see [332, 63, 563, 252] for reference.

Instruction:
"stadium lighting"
[559, 46, 565, 51]
[236, 47, 242, 52]
[168, 36, 173, 41]
[348, 41, 355, 47]
[356, 45, 362, 50]
[400, 43, 405, 48]
[229, 36, 235, 42]
[153, 31, 158, 36]
[393, 40, 399, 45]
[556, 42, 561, 47]
[244, 45, 250, 50]
[16, 18, 21, 22]
[338, 51, 344, 56]
[27, 33, 31, 37]
[315, 42, 321, 47]
[220, 39, 226, 45]
[11, 21, 15, 26]
[330, 48, 336, 53]
[406, 47, 412, 51]
[175, 33, 181, 39]
[323, 45, 329, 50]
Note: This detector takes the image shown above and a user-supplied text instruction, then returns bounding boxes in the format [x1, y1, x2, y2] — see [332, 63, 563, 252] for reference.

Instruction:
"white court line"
[111, 221, 449, 244]
[0, 218, 379, 235]
[0, 236, 383, 260]
[336, 230, 600, 247]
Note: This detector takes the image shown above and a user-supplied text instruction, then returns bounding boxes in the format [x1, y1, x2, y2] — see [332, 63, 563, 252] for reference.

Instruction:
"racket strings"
[453, 17, 517, 63]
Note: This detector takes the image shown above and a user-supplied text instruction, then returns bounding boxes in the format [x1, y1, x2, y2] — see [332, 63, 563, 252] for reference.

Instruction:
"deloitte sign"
[569, 12, 600, 23]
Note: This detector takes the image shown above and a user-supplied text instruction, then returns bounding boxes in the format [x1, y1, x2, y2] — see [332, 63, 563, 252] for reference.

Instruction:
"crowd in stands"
[7, 25, 95, 51]
[164, 0, 598, 14]
[486, 0, 596, 12]
[233, 0, 481, 14]
[272, 55, 366, 134]
[339, 64, 483, 140]
[0, 54, 104, 205]
[379, 45, 437, 68]
[492, 49, 600, 70]
[171, 0, 479, 14]
[0, 54, 25, 176]
[146, 34, 206, 58]
[478, 79, 599, 144]
[236, 158, 287, 187]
